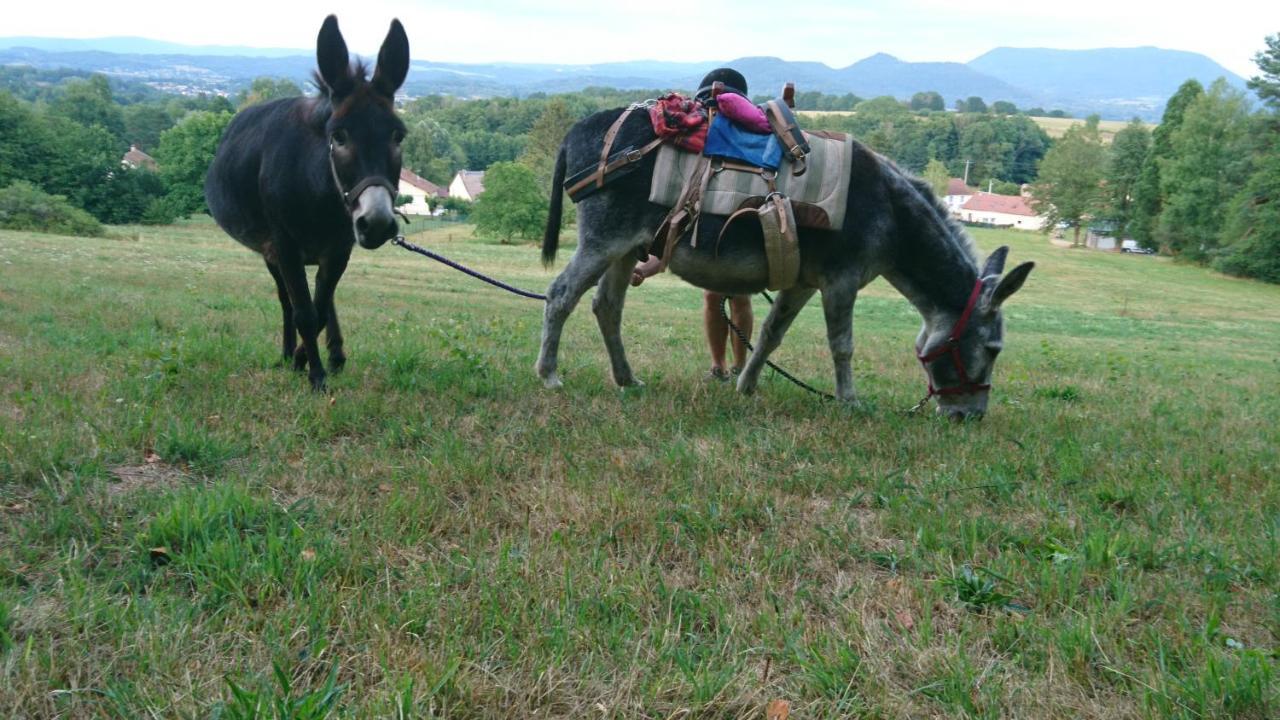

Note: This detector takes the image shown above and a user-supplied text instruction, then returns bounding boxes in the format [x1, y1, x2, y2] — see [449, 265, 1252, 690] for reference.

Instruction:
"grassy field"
[798, 112, 1150, 142]
[0, 218, 1277, 718]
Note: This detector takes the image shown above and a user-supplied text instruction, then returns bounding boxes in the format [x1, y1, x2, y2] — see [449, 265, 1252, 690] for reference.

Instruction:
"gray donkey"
[536, 108, 1033, 419]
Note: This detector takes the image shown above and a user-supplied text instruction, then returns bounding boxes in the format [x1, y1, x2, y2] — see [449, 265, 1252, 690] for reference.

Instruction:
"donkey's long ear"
[316, 15, 352, 97]
[988, 261, 1034, 309]
[372, 19, 410, 98]
[982, 245, 1009, 277]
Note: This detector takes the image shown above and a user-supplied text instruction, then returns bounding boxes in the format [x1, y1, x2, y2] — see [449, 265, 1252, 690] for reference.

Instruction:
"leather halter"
[916, 277, 991, 398]
[328, 141, 397, 211]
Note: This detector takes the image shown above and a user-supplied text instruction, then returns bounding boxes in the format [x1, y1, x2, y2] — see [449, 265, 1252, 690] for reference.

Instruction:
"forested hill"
[0, 38, 1250, 120]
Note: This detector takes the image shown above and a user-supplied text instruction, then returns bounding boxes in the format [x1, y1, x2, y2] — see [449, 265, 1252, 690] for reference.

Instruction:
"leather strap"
[765, 100, 808, 176]
[563, 108, 664, 201]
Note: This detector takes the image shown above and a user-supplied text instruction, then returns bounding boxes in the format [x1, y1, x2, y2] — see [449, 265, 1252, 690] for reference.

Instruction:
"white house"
[121, 145, 157, 171]
[957, 192, 1046, 231]
[398, 169, 446, 215]
[943, 178, 976, 214]
[449, 170, 486, 201]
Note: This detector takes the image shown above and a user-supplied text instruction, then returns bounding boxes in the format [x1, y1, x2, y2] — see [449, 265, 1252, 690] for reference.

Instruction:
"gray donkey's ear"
[982, 245, 1010, 277]
[988, 261, 1034, 309]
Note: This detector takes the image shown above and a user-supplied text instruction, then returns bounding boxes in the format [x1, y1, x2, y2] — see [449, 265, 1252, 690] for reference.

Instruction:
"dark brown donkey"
[206, 15, 409, 389]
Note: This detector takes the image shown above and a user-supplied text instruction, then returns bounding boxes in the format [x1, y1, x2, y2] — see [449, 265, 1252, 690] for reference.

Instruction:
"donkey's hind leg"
[735, 286, 817, 396]
[592, 253, 642, 387]
[536, 244, 616, 389]
[266, 261, 296, 365]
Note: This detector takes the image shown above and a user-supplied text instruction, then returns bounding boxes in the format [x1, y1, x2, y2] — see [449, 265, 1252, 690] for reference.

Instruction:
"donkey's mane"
[311, 59, 372, 98]
[879, 155, 979, 268]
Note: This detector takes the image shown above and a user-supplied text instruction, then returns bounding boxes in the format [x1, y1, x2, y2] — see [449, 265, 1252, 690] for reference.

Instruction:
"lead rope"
[720, 294, 835, 401]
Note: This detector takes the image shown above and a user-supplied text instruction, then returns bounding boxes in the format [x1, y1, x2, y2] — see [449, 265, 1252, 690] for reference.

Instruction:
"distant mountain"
[969, 47, 1247, 117]
[0, 38, 1251, 120]
[0, 36, 307, 58]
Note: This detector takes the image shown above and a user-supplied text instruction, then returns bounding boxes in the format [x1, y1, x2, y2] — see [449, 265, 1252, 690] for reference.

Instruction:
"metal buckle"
[625, 149, 643, 163]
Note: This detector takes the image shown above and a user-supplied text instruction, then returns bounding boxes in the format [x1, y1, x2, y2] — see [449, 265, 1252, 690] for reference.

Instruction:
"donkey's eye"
[391, 130, 405, 145]
[331, 129, 350, 147]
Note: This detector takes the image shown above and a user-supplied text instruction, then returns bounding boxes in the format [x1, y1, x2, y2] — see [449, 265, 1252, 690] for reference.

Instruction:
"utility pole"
[963, 159, 972, 186]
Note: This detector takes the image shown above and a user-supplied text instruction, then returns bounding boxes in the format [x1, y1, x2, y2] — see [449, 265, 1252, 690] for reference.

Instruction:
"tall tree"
[235, 77, 303, 109]
[470, 161, 547, 243]
[1247, 33, 1280, 110]
[922, 158, 950, 199]
[519, 99, 575, 194]
[910, 91, 944, 112]
[50, 74, 126, 143]
[1102, 119, 1151, 241]
[1216, 147, 1280, 282]
[1157, 79, 1253, 261]
[1030, 116, 1107, 246]
[155, 110, 234, 216]
[1130, 79, 1204, 249]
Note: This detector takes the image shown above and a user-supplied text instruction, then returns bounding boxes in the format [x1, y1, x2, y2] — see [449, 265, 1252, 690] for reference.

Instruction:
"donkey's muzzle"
[352, 185, 398, 249]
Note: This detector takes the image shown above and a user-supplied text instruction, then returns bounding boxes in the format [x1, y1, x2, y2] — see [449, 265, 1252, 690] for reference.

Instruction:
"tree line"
[1029, 34, 1280, 283]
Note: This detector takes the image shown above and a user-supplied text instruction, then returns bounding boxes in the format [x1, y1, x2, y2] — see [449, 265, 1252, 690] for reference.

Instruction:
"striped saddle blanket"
[648, 130, 854, 231]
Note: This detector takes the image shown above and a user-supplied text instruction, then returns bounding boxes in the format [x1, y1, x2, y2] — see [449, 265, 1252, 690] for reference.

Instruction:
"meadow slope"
[0, 220, 1277, 718]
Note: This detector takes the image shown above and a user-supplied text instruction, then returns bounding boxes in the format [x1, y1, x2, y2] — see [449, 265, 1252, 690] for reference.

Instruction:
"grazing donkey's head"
[315, 15, 410, 249]
[915, 246, 1034, 420]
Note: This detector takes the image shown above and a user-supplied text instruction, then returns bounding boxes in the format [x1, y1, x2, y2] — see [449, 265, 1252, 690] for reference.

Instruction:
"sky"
[5, 1, 1277, 78]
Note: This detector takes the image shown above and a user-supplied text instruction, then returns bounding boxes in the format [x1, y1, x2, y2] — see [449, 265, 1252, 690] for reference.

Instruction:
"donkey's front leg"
[275, 245, 327, 390]
[736, 287, 816, 395]
[820, 279, 859, 403]
[313, 248, 351, 373]
[592, 253, 642, 387]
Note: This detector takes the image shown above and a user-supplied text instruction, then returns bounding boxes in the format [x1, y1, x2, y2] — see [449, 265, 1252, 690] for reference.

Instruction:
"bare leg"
[593, 254, 641, 386]
[536, 244, 616, 389]
[266, 261, 296, 364]
[735, 287, 816, 395]
[313, 249, 351, 373]
[703, 291, 731, 375]
[727, 295, 754, 371]
[820, 280, 858, 403]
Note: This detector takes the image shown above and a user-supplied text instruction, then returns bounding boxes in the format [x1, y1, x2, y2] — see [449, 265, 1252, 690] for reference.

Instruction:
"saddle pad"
[703, 114, 783, 170]
[649, 131, 854, 230]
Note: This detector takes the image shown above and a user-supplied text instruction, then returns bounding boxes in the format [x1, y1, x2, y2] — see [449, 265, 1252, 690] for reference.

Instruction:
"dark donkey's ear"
[982, 245, 1009, 277]
[988, 261, 1034, 310]
[316, 15, 353, 97]
[372, 19, 410, 98]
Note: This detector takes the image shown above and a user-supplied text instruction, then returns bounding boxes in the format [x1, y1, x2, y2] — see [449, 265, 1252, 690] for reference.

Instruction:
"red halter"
[916, 278, 990, 399]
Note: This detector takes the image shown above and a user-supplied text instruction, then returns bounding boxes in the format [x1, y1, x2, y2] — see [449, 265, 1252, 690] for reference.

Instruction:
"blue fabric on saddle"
[703, 114, 783, 170]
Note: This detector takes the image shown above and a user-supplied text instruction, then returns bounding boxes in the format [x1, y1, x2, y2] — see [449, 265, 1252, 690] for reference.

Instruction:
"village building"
[943, 178, 976, 213]
[956, 191, 1046, 231]
[398, 168, 447, 215]
[121, 145, 157, 171]
[448, 170, 486, 201]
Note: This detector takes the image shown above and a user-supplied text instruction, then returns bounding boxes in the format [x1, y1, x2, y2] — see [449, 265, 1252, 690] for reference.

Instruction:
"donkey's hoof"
[293, 346, 309, 372]
[735, 375, 758, 395]
[328, 353, 347, 374]
[542, 374, 563, 390]
[308, 372, 327, 392]
[615, 375, 644, 388]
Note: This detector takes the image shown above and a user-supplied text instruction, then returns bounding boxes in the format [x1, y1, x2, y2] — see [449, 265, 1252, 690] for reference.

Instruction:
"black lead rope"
[392, 236, 547, 301]
[391, 235, 832, 401]
[720, 293, 835, 401]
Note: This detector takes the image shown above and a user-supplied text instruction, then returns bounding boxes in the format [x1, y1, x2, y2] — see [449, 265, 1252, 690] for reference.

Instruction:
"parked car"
[1122, 246, 1156, 255]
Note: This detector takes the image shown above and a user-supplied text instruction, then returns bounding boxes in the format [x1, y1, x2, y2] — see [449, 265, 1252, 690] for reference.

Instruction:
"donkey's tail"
[542, 144, 567, 267]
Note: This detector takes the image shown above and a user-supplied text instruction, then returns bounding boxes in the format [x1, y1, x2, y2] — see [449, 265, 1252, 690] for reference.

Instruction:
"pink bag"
[715, 92, 772, 134]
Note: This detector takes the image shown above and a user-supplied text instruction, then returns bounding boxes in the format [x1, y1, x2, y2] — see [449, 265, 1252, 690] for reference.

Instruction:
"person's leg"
[727, 295, 754, 372]
[703, 291, 730, 377]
